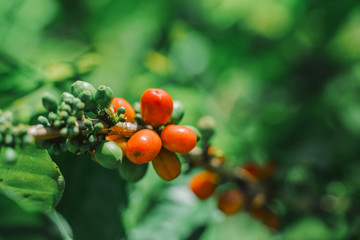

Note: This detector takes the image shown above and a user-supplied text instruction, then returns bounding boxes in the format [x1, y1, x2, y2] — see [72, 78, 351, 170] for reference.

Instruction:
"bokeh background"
[1, 0, 360, 239]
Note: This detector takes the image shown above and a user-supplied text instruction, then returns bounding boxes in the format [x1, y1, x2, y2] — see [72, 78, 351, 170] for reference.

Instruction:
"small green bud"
[71, 81, 96, 98]
[42, 93, 58, 112]
[22, 134, 34, 145]
[95, 141, 123, 169]
[72, 126, 79, 135]
[76, 101, 85, 110]
[1, 147, 17, 164]
[54, 120, 63, 128]
[67, 116, 77, 126]
[38, 116, 50, 126]
[93, 122, 104, 132]
[61, 92, 74, 102]
[48, 112, 58, 122]
[117, 106, 126, 115]
[118, 156, 148, 182]
[4, 134, 13, 145]
[60, 128, 68, 137]
[59, 111, 69, 119]
[84, 119, 93, 128]
[78, 90, 96, 111]
[62, 97, 74, 105]
[169, 100, 184, 124]
[88, 135, 97, 143]
[95, 85, 113, 108]
[59, 103, 72, 113]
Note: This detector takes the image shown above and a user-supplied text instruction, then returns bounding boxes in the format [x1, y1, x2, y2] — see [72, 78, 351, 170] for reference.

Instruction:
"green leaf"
[47, 210, 74, 240]
[0, 145, 65, 212]
[54, 152, 127, 239]
[200, 214, 273, 240]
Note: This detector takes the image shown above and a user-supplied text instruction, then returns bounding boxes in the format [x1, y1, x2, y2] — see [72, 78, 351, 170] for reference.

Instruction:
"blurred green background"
[1, 0, 360, 239]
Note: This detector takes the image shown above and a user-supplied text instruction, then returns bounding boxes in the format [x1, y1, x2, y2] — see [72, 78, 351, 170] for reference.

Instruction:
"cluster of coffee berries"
[37, 81, 119, 155]
[100, 88, 199, 182]
[188, 150, 246, 216]
[0, 110, 34, 164]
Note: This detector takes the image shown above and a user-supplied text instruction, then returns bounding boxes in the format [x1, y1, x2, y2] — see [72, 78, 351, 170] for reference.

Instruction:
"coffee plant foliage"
[0, 0, 360, 239]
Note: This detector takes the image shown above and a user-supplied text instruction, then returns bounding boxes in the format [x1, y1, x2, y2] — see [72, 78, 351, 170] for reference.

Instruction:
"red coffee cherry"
[217, 189, 244, 215]
[111, 97, 136, 122]
[125, 129, 162, 164]
[152, 148, 181, 181]
[140, 88, 173, 127]
[189, 171, 219, 200]
[161, 125, 197, 153]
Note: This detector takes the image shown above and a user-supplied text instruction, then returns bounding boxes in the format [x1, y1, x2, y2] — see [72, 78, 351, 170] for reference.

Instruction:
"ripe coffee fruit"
[217, 189, 244, 215]
[161, 125, 197, 153]
[118, 156, 148, 182]
[111, 97, 136, 122]
[125, 129, 162, 164]
[189, 171, 219, 200]
[152, 148, 181, 181]
[140, 88, 173, 127]
[112, 137, 127, 156]
[95, 141, 123, 169]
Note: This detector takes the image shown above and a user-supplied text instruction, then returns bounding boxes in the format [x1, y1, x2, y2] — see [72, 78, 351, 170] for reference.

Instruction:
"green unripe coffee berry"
[21, 134, 34, 145]
[71, 126, 80, 135]
[117, 106, 126, 115]
[93, 122, 104, 132]
[4, 134, 14, 145]
[60, 128, 68, 137]
[42, 93, 58, 112]
[67, 116, 77, 126]
[59, 103, 72, 113]
[38, 116, 50, 126]
[61, 92, 74, 102]
[84, 119, 93, 128]
[59, 111, 69, 119]
[78, 90, 96, 111]
[88, 135, 97, 143]
[95, 141, 123, 169]
[95, 85, 113, 108]
[197, 116, 215, 140]
[133, 102, 140, 113]
[118, 156, 148, 182]
[62, 97, 74, 106]
[71, 80, 96, 98]
[1, 147, 17, 164]
[169, 100, 185, 124]
[76, 101, 85, 110]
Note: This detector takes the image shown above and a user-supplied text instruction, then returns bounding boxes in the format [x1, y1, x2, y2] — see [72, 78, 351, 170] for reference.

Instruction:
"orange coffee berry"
[161, 125, 197, 153]
[140, 88, 173, 127]
[111, 97, 136, 122]
[217, 189, 244, 215]
[125, 129, 162, 164]
[112, 137, 127, 157]
[152, 148, 181, 181]
[106, 135, 121, 141]
[189, 171, 219, 200]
